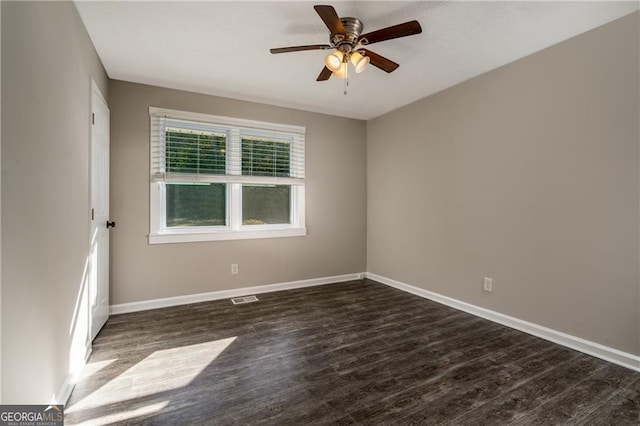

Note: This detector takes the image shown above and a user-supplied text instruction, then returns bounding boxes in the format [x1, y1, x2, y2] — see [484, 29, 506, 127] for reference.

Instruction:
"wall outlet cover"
[483, 277, 493, 292]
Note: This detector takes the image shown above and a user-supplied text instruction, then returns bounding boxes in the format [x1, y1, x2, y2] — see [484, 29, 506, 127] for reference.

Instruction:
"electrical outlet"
[231, 264, 239, 275]
[483, 277, 493, 292]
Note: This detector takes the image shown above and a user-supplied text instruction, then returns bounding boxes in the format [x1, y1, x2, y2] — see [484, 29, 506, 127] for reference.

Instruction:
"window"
[149, 107, 305, 243]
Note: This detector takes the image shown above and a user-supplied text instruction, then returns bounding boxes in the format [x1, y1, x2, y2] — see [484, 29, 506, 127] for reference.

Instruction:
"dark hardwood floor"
[65, 279, 640, 425]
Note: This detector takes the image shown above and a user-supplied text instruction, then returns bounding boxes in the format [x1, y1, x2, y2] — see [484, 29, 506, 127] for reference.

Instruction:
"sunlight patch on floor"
[66, 337, 237, 414]
[78, 358, 116, 379]
[73, 401, 170, 426]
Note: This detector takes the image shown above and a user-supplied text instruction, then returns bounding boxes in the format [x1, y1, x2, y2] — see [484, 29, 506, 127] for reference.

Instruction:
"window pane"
[166, 128, 226, 175]
[242, 136, 290, 177]
[166, 183, 226, 227]
[242, 185, 291, 225]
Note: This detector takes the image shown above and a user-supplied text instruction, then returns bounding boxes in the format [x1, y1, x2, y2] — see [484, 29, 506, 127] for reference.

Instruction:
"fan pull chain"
[344, 60, 349, 95]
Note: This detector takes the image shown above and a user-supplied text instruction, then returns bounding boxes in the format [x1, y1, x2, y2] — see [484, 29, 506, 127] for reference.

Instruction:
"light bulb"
[325, 51, 344, 72]
[350, 51, 370, 73]
[333, 62, 348, 79]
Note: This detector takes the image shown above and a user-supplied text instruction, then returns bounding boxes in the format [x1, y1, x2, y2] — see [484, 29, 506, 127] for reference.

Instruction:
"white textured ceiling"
[75, 1, 638, 120]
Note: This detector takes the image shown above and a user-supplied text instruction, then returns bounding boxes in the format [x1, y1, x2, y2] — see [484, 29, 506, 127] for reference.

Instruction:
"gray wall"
[109, 81, 367, 305]
[0, 2, 3, 403]
[1, 1, 108, 402]
[367, 13, 640, 355]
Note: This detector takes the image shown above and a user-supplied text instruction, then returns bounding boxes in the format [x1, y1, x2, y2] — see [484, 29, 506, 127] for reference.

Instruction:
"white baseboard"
[367, 272, 640, 373]
[108, 270, 639, 372]
[54, 376, 74, 407]
[54, 344, 92, 406]
[110, 273, 365, 315]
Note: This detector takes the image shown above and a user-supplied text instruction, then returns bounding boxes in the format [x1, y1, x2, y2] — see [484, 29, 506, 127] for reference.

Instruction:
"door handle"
[106, 220, 116, 229]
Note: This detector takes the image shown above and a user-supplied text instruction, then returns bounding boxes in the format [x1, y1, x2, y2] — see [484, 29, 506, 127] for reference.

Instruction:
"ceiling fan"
[270, 5, 422, 82]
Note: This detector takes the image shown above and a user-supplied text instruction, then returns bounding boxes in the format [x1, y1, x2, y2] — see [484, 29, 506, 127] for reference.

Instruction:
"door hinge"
[91, 208, 95, 221]
[92, 113, 95, 125]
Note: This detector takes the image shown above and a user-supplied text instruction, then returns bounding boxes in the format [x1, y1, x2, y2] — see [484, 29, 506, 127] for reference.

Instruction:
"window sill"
[148, 227, 307, 244]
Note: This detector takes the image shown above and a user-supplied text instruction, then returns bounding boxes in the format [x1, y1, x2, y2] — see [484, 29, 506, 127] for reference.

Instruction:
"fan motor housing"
[331, 17, 363, 53]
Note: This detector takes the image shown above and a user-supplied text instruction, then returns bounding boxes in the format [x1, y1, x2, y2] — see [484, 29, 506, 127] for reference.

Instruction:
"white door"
[90, 81, 111, 340]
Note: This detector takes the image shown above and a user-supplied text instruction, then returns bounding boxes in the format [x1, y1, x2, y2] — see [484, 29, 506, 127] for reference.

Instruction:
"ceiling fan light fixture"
[350, 51, 370, 73]
[270, 5, 422, 84]
[325, 50, 344, 71]
[333, 61, 348, 79]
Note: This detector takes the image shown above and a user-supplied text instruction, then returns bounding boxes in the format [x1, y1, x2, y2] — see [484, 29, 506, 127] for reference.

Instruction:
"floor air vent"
[231, 295, 259, 305]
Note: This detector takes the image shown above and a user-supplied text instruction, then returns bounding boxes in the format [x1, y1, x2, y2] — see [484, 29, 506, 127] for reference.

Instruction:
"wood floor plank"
[577, 377, 640, 425]
[512, 363, 637, 425]
[65, 279, 640, 425]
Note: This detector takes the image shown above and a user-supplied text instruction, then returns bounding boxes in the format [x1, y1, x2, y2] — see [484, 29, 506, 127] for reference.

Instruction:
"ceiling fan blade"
[270, 44, 332, 54]
[358, 20, 422, 45]
[316, 66, 332, 81]
[314, 5, 345, 35]
[360, 49, 399, 73]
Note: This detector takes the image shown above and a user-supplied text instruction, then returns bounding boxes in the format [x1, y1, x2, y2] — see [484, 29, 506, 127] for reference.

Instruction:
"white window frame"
[149, 107, 306, 244]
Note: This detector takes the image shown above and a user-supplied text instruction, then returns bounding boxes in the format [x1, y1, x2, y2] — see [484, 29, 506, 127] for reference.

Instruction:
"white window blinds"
[150, 107, 305, 185]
